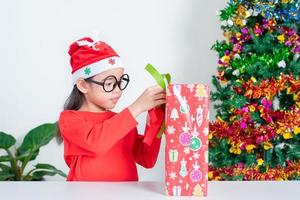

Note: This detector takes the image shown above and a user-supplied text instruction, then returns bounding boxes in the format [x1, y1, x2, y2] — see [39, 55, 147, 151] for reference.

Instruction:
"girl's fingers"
[154, 99, 166, 106]
[153, 90, 166, 96]
[154, 93, 166, 100]
[149, 85, 164, 93]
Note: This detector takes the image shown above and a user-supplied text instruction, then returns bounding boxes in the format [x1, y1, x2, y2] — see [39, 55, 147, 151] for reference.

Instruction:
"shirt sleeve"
[132, 106, 165, 168]
[59, 107, 138, 156]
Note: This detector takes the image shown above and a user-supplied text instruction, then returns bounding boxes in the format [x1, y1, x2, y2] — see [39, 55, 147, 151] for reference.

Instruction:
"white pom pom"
[248, 9, 254, 16]
[278, 60, 286, 68]
[293, 53, 300, 61]
[252, 9, 259, 16]
[227, 20, 234, 27]
[234, 54, 241, 59]
[77, 40, 94, 46]
[232, 69, 240, 76]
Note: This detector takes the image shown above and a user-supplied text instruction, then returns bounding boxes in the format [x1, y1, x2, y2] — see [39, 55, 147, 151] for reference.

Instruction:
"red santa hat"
[68, 37, 124, 85]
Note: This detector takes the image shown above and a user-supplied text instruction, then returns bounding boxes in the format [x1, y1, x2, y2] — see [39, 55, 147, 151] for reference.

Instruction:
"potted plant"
[0, 122, 66, 181]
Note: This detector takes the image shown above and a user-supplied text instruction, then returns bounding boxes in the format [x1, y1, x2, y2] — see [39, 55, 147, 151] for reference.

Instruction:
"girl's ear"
[76, 78, 89, 94]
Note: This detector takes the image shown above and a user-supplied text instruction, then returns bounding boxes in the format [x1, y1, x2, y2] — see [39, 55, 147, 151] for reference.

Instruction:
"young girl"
[58, 37, 166, 181]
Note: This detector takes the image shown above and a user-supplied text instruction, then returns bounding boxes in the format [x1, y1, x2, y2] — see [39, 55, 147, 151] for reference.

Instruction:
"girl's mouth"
[110, 97, 120, 103]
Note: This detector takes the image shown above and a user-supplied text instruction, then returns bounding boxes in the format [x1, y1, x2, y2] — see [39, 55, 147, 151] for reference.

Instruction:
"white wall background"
[0, 0, 226, 181]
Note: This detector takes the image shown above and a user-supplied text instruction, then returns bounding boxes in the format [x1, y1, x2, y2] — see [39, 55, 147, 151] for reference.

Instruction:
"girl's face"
[77, 68, 126, 111]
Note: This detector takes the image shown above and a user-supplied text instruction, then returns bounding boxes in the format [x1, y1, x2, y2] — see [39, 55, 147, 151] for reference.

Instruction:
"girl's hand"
[128, 85, 166, 118]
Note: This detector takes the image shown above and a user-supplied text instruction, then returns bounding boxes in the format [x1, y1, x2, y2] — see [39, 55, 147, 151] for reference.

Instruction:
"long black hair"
[56, 76, 94, 144]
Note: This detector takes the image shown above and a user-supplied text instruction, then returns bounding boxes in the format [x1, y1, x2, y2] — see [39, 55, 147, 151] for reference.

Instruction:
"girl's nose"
[112, 86, 122, 94]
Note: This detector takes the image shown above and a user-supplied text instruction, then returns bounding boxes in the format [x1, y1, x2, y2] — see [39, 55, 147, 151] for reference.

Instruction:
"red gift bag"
[165, 84, 210, 196]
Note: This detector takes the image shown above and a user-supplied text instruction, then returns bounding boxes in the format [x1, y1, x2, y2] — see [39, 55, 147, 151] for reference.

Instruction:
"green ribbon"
[145, 64, 171, 90]
[145, 64, 171, 138]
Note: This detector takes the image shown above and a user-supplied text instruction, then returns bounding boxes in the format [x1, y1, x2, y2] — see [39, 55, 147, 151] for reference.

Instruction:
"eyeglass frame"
[85, 73, 130, 93]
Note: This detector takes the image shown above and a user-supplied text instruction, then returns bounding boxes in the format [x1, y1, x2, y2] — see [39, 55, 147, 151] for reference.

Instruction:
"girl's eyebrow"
[106, 74, 124, 80]
[97, 74, 124, 81]
[98, 76, 116, 81]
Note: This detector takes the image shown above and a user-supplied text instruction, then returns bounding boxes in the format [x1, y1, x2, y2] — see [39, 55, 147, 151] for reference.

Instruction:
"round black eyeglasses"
[86, 74, 130, 93]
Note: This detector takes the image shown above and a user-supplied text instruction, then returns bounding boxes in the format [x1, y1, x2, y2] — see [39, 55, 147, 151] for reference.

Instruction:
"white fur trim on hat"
[72, 56, 124, 85]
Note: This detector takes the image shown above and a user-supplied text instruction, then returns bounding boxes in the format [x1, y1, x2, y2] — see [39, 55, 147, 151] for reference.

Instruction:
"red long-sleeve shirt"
[58, 107, 164, 181]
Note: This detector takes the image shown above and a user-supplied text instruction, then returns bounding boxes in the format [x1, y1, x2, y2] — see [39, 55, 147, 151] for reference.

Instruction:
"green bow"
[145, 64, 171, 138]
[145, 64, 171, 90]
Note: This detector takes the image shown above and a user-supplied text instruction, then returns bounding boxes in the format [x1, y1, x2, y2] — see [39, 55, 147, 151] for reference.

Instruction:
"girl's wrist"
[128, 103, 143, 118]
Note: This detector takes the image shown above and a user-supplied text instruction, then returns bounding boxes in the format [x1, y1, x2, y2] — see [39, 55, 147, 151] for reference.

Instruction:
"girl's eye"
[105, 83, 113, 86]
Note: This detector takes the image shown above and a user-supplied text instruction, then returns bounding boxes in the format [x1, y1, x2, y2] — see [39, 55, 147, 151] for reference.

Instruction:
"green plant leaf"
[32, 171, 56, 181]
[18, 123, 57, 153]
[0, 163, 11, 172]
[22, 175, 34, 181]
[34, 163, 66, 177]
[0, 155, 12, 162]
[16, 149, 40, 162]
[0, 132, 16, 149]
[0, 172, 15, 181]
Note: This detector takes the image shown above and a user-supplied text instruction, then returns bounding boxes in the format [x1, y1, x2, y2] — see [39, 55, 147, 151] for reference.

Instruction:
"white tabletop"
[0, 181, 299, 200]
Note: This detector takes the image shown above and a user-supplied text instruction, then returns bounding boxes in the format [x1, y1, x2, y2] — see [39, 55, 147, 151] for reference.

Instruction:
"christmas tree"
[209, 0, 300, 180]
[192, 184, 204, 196]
